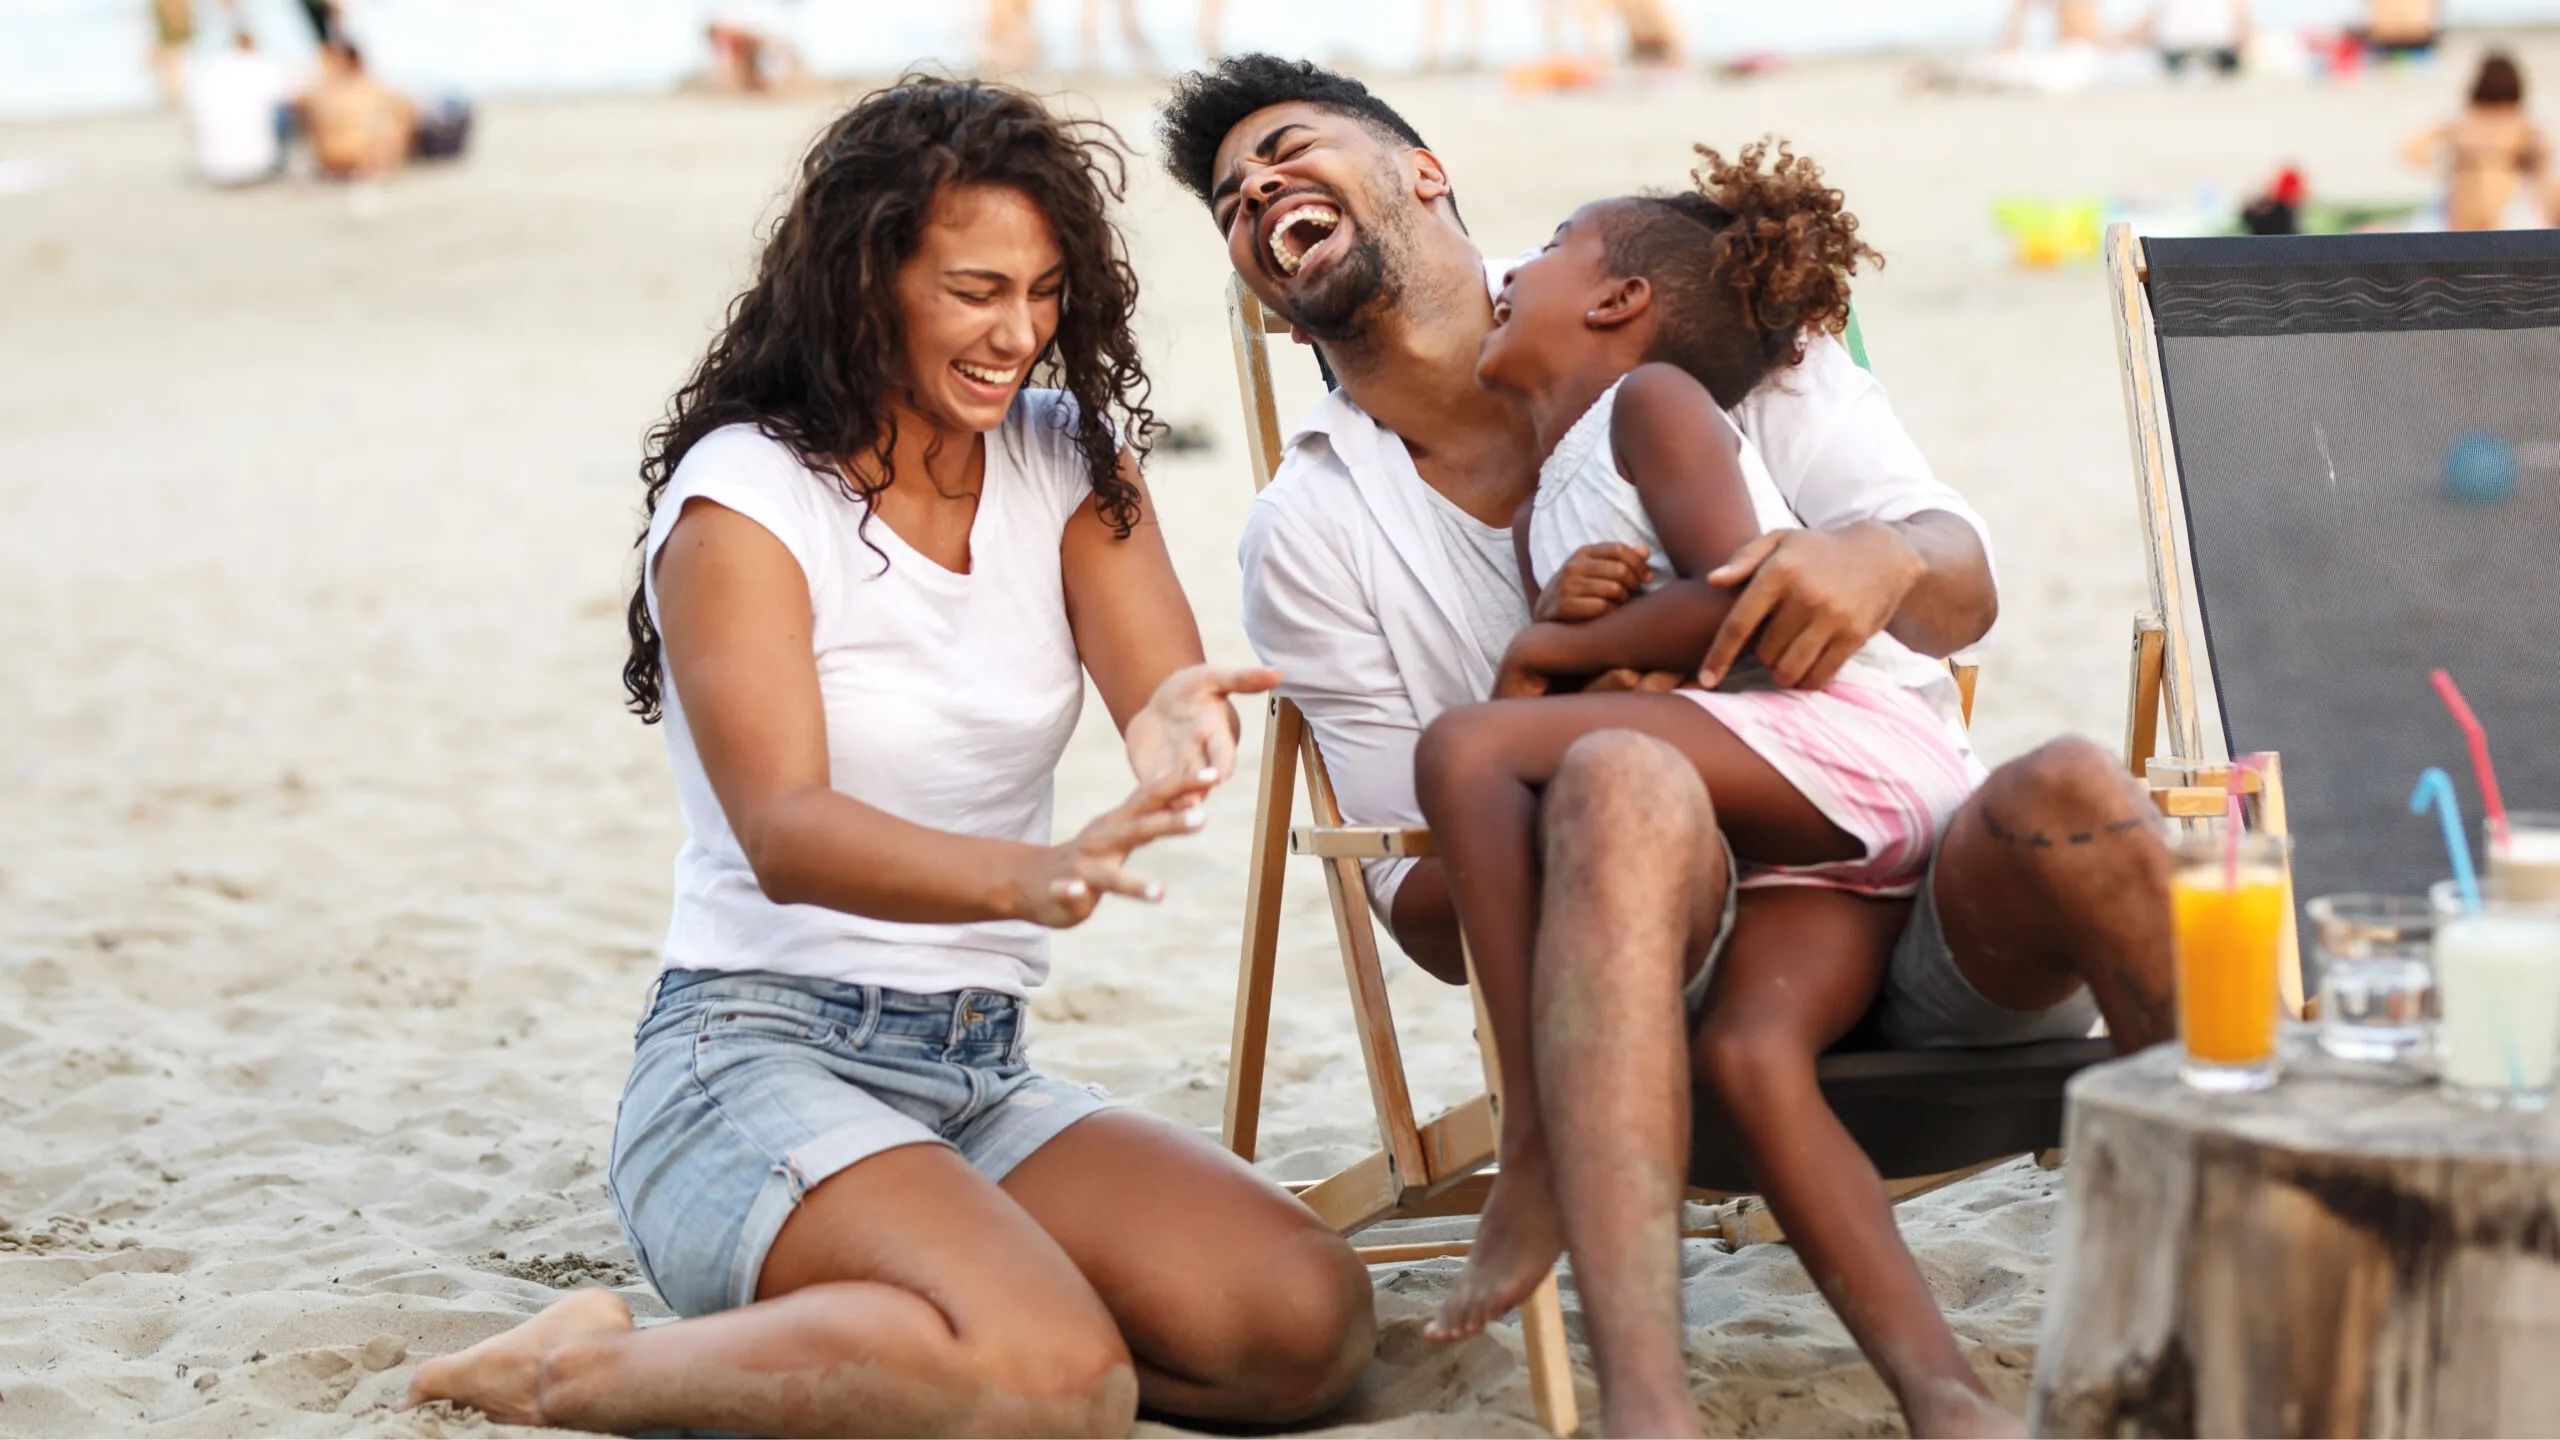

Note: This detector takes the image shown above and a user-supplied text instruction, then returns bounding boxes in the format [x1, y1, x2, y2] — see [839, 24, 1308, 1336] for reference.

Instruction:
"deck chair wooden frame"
[2106, 223, 2306, 1016]
[1216, 275, 2208, 1434]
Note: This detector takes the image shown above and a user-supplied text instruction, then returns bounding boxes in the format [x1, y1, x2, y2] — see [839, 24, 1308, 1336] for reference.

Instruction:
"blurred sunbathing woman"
[406, 77, 1371, 1437]
[2405, 50, 2553, 231]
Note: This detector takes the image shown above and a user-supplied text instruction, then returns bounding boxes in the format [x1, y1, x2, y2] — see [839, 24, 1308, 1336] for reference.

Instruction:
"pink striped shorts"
[1681, 680, 1988, 897]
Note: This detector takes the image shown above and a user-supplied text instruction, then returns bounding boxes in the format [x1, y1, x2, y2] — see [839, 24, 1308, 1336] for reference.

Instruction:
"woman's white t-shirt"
[641, 392, 1096, 997]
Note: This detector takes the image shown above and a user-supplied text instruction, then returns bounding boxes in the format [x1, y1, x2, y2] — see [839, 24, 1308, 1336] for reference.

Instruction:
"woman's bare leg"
[1002, 1109, 1375, 1423]
[1694, 889, 2020, 1439]
[406, 1143, 1136, 1437]
[1412, 698, 1856, 1382]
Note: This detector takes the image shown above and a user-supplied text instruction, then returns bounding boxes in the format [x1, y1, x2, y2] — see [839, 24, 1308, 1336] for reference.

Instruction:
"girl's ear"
[1585, 274, 1652, 331]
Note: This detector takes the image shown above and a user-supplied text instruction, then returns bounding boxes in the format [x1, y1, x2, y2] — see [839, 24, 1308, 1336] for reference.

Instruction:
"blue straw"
[2411, 767, 2483, 914]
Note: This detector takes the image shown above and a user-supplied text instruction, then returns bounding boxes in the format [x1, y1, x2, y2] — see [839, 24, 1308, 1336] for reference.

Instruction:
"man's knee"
[1177, 1228, 1375, 1423]
[1543, 728, 1711, 844]
[1978, 736, 2146, 829]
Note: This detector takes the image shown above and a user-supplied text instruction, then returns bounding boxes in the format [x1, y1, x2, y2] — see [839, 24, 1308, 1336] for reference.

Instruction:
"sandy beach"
[0, 37, 2539, 1435]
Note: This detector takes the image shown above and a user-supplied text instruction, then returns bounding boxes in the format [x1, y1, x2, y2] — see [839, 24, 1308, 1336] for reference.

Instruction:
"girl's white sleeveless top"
[1524, 377, 1965, 722]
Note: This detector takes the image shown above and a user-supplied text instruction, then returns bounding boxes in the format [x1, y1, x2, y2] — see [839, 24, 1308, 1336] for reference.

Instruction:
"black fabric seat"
[1686, 1038, 2113, 1193]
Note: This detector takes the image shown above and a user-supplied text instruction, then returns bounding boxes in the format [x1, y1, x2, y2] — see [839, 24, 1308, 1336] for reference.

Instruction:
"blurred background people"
[2405, 50, 2552, 229]
[301, 40, 413, 178]
[704, 3, 814, 92]
[1079, 0, 1160, 73]
[186, 22, 288, 185]
[984, 0, 1039, 72]
[150, 0, 198, 107]
[2001, 0, 2105, 50]
[1425, 0, 1485, 70]
[2360, 0, 2442, 58]
[2147, 0, 2251, 76]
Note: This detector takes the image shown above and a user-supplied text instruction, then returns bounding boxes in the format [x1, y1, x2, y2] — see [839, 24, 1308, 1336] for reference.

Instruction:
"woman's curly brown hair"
[620, 75, 1156, 722]
[1600, 138, 1881, 407]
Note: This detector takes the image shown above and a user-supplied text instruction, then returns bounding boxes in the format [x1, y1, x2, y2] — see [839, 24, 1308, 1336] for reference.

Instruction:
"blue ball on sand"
[2444, 431, 2518, 505]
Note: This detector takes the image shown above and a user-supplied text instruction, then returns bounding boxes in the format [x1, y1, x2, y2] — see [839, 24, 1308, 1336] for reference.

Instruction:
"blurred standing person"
[1611, 0, 1680, 66]
[1200, 0, 1223, 60]
[302, 40, 415, 179]
[2146, 0, 2249, 76]
[986, 0, 1040, 72]
[1079, 0, 1160, 73]
[2359, 0, 2440, 58]
[2405, 51, 2552, 231]
[150, 0, 198, 107]
[1425, 0, 1485, 70]
[1999, 0, 2104, 49]
[187, 24, 289, 185]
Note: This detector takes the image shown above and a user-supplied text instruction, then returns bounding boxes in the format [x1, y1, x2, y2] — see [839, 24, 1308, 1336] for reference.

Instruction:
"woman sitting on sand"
[407, 77, 1372, 1438]
[2405, 51, 2553, 231]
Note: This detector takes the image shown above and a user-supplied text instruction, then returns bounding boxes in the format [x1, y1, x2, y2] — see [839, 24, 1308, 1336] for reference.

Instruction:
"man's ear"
[1409, 146, 1455, 209]
[1586, 275, 1653, 331]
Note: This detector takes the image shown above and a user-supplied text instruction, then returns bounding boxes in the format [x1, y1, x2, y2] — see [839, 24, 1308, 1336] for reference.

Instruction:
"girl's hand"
[1494, 628, 1562, 701]
[1533, 542, 1650, 623]
[1123, 663, 1283, 787]
[1013, 770, 1212, 929]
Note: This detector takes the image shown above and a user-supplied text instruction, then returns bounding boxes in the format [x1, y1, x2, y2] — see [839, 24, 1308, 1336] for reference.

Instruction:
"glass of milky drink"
[2488, 813, 2560, 903]
[2304, 895, 2436, 1066]
[2429, 878, 2560, 1111]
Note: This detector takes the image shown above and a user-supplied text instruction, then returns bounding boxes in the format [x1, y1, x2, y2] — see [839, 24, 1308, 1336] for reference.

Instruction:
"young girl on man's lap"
[1416, 143, 2015, 1437]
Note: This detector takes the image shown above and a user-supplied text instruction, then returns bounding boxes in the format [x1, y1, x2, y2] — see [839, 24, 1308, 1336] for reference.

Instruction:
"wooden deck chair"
[1218, 276, 2148, 1432]
[2108, 223, 2560, 1005]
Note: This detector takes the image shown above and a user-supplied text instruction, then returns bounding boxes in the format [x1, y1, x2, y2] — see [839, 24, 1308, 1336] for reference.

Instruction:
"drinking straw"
[2431, 668, 2511, 849]
[2410, 766, 2482, 914]
[2220, 754, 2264, 888]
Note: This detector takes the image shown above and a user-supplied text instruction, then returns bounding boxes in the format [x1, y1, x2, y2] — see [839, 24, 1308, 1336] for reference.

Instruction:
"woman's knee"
[1177, 1226, 1375, 1423]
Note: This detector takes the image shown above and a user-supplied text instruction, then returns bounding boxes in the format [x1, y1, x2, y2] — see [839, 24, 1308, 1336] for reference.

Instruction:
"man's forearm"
[1879, 511, 1998, 658]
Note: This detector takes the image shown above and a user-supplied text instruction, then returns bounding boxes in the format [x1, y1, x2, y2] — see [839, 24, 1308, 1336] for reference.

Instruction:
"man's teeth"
[1268, 204, 1341, 277]
[954, 361, 1016, 386]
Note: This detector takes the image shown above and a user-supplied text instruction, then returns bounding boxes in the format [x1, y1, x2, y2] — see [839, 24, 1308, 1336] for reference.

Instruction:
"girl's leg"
[1413, 696, 1855, 1392]
[1694, 888, 2020, 1438]
[1001, 1109, 1376, 1423]
[407, 1142, 1137, 1438]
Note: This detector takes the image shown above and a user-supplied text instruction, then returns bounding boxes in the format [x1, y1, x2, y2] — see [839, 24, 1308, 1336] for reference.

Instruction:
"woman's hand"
[1123, 663, 1283, 786]
[1532, 542, 1650, 623]
[1012, 770, 1214, 929]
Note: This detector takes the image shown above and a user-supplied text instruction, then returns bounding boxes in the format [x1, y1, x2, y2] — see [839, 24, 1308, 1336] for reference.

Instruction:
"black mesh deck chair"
[1215, 276, 2148, 1433]
[2109, 224, 2560, 1005]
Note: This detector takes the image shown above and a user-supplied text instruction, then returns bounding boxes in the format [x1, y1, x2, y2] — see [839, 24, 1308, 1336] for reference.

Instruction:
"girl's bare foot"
[1906, 1376, 2025, 1439]
[1425, 1150, 1563, 1342]
[404, 1287, 634, 1426]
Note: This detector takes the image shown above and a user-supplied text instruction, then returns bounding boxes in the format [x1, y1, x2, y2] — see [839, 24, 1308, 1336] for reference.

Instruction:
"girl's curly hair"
[1601, 138, 1881, 407]
[621, 75, 1155, 722]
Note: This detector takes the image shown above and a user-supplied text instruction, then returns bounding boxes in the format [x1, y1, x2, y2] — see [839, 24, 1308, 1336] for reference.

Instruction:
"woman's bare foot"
[405, 1287, 634, 1426]
[1425, 1150, 1563, 1342]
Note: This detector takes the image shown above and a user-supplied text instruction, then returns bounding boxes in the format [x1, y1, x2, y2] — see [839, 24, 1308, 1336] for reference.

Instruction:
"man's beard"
[1284, 231, 1395, 344]
[1282, 169, 1413, 345]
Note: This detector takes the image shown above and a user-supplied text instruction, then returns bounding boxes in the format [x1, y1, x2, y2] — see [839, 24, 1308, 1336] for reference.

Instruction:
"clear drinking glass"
[2304, 894, 2435, 1064]
[2487, 812, 2560, 905]
[2428, 878, 2560, 1111]
[2172, 830, 2289, 1092]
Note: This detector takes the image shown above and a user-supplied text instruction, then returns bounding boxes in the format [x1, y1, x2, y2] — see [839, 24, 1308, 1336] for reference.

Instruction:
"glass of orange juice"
[2171, 829, 2289, 1091]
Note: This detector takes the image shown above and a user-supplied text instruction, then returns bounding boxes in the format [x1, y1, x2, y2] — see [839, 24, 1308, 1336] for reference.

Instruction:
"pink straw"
[2431, 669, 2511, 848]
[2221, 754, 2266, 887]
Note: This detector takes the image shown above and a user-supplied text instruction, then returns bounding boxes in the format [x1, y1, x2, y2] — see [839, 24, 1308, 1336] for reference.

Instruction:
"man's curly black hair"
[1156, 54, 1448, 219]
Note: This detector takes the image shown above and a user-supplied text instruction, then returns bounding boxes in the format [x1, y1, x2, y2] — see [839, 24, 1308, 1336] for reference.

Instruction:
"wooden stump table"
[2031, 1035, 2560, 1437]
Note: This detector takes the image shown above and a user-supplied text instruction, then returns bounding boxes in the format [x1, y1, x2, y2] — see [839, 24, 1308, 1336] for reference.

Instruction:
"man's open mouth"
[1265, 198, 1344, 279]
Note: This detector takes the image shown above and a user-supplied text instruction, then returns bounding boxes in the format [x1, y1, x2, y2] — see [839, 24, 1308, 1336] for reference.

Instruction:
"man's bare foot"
[1425, 1152, 1563, 1342]
[1905, 1377, 2024, 1439]
[404, 1287, 634, 1426]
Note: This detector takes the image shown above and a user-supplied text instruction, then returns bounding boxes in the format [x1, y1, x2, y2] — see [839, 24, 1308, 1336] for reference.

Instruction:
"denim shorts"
[607, 969, 1112, 1318]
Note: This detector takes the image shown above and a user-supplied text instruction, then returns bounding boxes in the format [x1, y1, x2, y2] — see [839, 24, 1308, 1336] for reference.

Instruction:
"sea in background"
[12, 0, 2560, 119]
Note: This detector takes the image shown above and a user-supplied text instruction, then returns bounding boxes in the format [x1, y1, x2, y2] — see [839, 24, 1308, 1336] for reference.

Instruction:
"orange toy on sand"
[1505, 53, 1604, 93]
